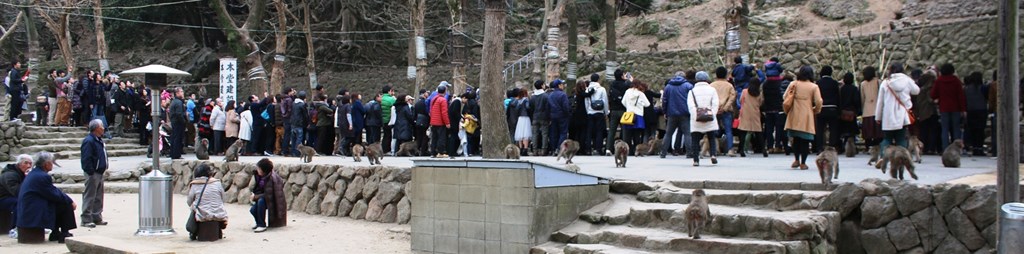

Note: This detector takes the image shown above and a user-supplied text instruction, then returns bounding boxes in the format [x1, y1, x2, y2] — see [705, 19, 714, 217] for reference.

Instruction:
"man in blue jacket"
[80, 119, 109, 228]
[546, 79, 571, 153]
[18, 152, 76, 243]
[661, 71, 693, 158]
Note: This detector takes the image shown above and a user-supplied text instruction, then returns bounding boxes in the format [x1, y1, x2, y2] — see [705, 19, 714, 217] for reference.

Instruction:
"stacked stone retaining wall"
[0, 120, 25, 161]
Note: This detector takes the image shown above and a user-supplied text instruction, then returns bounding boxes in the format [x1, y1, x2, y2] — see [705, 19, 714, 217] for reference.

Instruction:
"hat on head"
[438, 81, 451, 89]
[551, 79, 563, 87]
[695, 71, 710, 82]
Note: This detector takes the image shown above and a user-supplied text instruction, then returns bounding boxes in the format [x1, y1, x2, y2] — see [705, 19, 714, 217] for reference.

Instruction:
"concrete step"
[56, 182, 139, 194]
[53, 148, 149, 159]
[24, 125, 89, 132]
[576, 195, 839, 242]
[22, 137, 138, 146]
[564, 244, 656, 254]
[564, 226, 810, 254]
[65, 235, 173, 254]
[635, 185, 829, 211]
[15, 143, 145, 154]
[530, 242, 567, 254]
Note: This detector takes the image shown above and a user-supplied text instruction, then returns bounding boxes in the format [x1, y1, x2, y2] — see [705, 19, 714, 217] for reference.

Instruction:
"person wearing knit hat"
[687, 71, 721, 166]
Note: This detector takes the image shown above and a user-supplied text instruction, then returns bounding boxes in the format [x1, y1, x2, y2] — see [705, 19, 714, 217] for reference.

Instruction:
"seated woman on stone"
[249, 158, 286, 232]
[186, 163, 228, 240]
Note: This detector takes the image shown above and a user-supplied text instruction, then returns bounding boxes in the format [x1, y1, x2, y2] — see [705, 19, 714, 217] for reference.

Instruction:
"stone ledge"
[65, 235, 175, 254]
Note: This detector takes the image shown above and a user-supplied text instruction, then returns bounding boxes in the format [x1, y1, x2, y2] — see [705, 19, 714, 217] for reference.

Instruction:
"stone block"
[435, 219, 459, 237]
[485, 222, 501, 241]
[837, 220, 866, 254]
[397, 197, 411, 224]
[362, 175, 381, 200]
[485, 240, 501, 254]
[886, 217, 921, 251]
[944, 207, 986, 251]
[500, 205, 533, 225]
[435, 184, 460, 202]
[434, 235, 458, 253]
[959, 186, 997, 229]
[892, 184, 933, 216]
[435, 201, 460, 220]
[337, 199, 354, 217]
[705, 180, 751, 190]
[500, 224, 531, 244]
[459, 220, 486, 240]
[935, 235, 970, 254]
[501, 187, 534, 205]
[821, 183, 866, 218]
[459, 203, 486, 222]
[461, 168, 487, 184]
[861, 196, 900, 229]
[460, 185, 486, 204]
[344, 176, 365, 201]
[933, 184, 974, 215]
[411, 216, 434, 234]
[860, 228, 898, 254]
[610, 180, 657, 194]
[411, 183, 435, 202]
[910, 206, 949, 252]
[498, 169, 532, 188]
[365, 197, 385, 221]
[435, 167, 461, 185]
[459, 238, 486, 254]
[350, 199, 369, 219]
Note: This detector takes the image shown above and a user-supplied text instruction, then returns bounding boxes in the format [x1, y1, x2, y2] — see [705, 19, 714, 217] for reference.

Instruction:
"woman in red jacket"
[429, 85, 450, 157]
[929, 63, 966, 150]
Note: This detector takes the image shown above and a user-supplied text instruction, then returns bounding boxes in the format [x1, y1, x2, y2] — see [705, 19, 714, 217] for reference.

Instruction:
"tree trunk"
[604, 0, 616, 79]
[302, 0, 318, 89]
[533, 0, 551, 81]
[22, 4, 40, 117]
[413, 0, 427, 95]
[738, 0, 750, 57]
[36, 7, 74, 74]
[93, 0, 109, 73]
[448, 0, 468, 94]
[211, 0, 269, 94]
[544, 0, 566, 84]
[480, 0, 510, 158]
[269, 0, 288, 95]
[566, 0, 578, 85]
[0, 11, 24, 46]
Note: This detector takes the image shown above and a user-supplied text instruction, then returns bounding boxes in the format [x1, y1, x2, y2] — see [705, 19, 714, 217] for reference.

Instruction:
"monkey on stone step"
[646, 136, 662, 156]
[684, 189, 711, 239]
[395, 141, 419, 157]
[942, 139, 963, 168]
[556, 139, 579, 164]
[224, 139, 246, 162]
[876, 145, 918, 180]
[614, 140, 628, 168]
[297, 144, 317, 163]
[815, 146, 839, 186]
[505, 144, 520, 160]
[195, 138, 210, 160]
[351, 144, 364, 162]
[365, 143, 383, 165]
[844, 138, 857, 158]
[909, 135, 924, 163]
[634, 143, 650, 157]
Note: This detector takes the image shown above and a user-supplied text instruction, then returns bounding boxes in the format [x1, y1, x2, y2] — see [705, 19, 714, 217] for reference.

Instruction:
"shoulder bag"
[619, 94, 639, 125]
[692, 90, 714, 122]
[886, 81, 916, 125]
[185, 177, 210, 235]
[589, 88, 605, 111]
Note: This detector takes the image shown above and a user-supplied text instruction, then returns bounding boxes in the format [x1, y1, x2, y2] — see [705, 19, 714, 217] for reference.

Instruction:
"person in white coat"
[239, 104, 254, 154]
[874, 62, 920, 153]
[620, 80, 651, 155]
[210, 99, 226, 154]
[687, 71, 720, 166]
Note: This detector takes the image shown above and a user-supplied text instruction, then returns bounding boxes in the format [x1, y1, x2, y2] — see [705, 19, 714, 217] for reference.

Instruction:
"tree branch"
[0, 11, 24, 45]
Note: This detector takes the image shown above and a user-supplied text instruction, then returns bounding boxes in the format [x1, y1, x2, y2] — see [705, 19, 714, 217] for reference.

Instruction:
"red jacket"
[930, 75, 966, 113]
[429, 95, 450, 126]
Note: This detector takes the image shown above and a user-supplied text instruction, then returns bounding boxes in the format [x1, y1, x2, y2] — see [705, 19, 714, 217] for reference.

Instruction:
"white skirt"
[514, 116, 532, 141]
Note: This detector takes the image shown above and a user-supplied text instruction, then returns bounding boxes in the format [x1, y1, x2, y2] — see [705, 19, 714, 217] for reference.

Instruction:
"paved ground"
[0, 194, 411, 253]
[49, 152, 1002, 186]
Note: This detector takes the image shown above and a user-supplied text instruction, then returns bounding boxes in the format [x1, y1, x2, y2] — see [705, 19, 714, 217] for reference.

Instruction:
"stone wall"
[0, 120, 25, 161]
[819, 178, 1000, 254]
[157, 160, 412, 224]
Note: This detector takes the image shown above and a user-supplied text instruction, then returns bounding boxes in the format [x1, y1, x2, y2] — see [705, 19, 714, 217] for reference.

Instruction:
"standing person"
[511, 89, 530, 156]
[547, 80, 571, 155]
[225, 101, 240, 153]
[55, 75, 74, 126]
[530, 81, 551, 156]
[0, 154, 31, 232]
[814, 66, 842, 153]
[380, 86, 397, 154]
[642, 85, 661, 143]
[505, 89, 520, 142]
[622, 80, 651, 155]
[110, 82, 130, 137]
[185, 163, 228, 240]
[731, 56, 755, 104]
[313, 94, 334, 155]
[239, 104, 254, 155]
[606, 70, 631, 154]
[365, 94, 383, 145]
[710, 67, 737, 156]
[963, 72, 989, 156]
[687, 72, 720, 166]
[279, 89, 294, 157]
[48, 70, 68, 125]
[270, 95, 284, 155]
[18, 152, 77, 243]
[448, 93, 465, 157]
[876, 62, 920, 154]
[429, 86, 450, 157]
[391, 94, 415, 151]
[7, 61, 27, 121]
[661, 71, 693, 158]
[289, 92, 308, 156]
[930, 63, 966, 149]
[860, 67, 884, 153]
[349, 93, 366, 147]
[335, 95, 351, 156]
[185, 94, 197, 148]
[737, 75, 766, 157]
[838, 72, 862, 154]
[210, 99, 226, 155]
[414, 90, 430, 156]
[169, 88, 187, 159]
[80, 119, 109, 227]
[569, 81, 591, 153]
[462, 92, 482, 156]
[783, 66, 823, 170]
[249, 158, 286, 232]
[583, 77, 608, 155]
[198, 99, 214, 152]
[912, 68, 940, 154]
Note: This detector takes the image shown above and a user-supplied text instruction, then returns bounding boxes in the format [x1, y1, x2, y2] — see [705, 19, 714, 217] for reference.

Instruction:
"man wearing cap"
[18, 152, 77, 243]
[80, 119, 109, 228]
[547, 79, 571, 154]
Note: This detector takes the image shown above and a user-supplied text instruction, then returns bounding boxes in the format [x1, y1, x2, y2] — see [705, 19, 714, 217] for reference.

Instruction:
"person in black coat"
[447, 95, 464, 157]
[6, 61, 27, 121]
[814, 66, 842, 153]
[838, 72, 862, 153]
[0, 154, 31, 227]
[169, 88, 187, 159]
[18, 152, 77, 243]
[414, 90, 430, 155]
[392, 95, 415, 144]
[461, 92, 481, 156]
[568, 80, 592, 154]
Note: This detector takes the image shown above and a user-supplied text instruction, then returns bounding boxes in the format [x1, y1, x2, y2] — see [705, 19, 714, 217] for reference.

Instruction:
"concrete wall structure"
[410, 160, 608, 254]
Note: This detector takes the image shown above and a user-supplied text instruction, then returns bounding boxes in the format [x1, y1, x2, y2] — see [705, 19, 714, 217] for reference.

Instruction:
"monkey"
[815, 146, 840, 186]
[505, 144, 520, 160]
[297, 144, 317, 163]
[844, 137, 857, 158]
[646, 137, 663, 155]
[195, 138, 210, 160]
[395, 141, 419, 157]
[365, 143, 383, 165]
[351, 144, 364, 162]
[634, 143, 650, 157]
[648, 42, 659, 53]
[867, 146, 880, 166]
[224, 140, 245, 162]
[614, 140, 628, 168]
[942, 139, 963, 168]
[684, 189, 711, 239]
[555, 139, 580, 164]
[909, 135, 924, 163]
[564, 164, 581, 174]
[876, 145, 918, 180]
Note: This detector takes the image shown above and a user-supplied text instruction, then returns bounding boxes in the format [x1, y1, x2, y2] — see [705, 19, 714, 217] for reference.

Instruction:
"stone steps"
[635, 185, 829, 211]
[51, 148, 149, 159]
[16, 143, 144, 153]
[22, 137, 138, 146]
[561, 226, 808, 254]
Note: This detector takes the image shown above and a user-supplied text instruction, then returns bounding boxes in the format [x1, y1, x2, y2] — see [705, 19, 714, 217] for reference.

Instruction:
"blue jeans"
[880, 128, 909, 154]
[717, 112, 734, 152]
[939, 112, 962, 149]
[290, 128, 304, 156]
[0, 197, 15, 227]
[91, 107, 107, 126]
[549, 119, 569, 153]
[250, 197, 267, 227]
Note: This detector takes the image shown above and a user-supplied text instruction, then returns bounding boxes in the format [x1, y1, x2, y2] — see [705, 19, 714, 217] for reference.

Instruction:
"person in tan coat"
[783, 66, 823, 169]
[860, 67, 882, 152]
[225, 101, 240, 149]
[710, 67, 738, 156]
[737, 77, 765, 157]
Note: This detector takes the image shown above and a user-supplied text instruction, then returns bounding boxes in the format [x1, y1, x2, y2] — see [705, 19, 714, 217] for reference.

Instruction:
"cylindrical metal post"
[151, 91, 160, 171]
[998, 203, 1024, 252]
[136, 170, 174, 235]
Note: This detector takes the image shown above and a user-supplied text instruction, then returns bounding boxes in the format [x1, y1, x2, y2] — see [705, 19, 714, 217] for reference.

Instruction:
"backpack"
[765, 62, 783, 77]
[3, 70, 10, 90]
[733, 64, 754, 83]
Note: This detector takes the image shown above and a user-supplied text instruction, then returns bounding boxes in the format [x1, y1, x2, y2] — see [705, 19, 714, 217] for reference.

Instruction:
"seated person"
[17, 152, 76, 243]
[186, 163, 228, 240]
[249, 158, 286, 233]
[1, 155, 32, 232]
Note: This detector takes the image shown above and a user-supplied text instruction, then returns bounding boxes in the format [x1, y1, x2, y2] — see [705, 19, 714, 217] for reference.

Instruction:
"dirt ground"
[0, 194, 411, 254]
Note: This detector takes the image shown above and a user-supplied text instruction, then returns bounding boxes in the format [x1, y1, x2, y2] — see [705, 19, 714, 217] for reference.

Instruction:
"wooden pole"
[480, 0, 510, 158]
[996, 0, 1020, 208]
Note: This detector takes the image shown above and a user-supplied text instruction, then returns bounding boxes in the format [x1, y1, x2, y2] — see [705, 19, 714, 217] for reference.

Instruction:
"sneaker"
[711, 157, 718, 164]
[693, 161, 699, 167]
[8, 228, 16, 239]
[791, 161, 800, 169]
[81, 222, 96, 228]
[95, 221, 108, 226]
[254, 227, 267, 233]
[727, 150, 737, 157]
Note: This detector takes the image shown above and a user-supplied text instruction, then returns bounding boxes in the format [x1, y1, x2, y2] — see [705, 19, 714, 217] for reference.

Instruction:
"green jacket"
[381, 94, 396, 122]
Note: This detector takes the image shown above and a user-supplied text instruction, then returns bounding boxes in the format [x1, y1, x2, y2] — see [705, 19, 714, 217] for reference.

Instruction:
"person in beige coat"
[859, 67, 882, 152]
[783, 66, 823, 170]
[688, 72, 720, 166]
[225, 101, 240, 148]
[186, 163, 227, 240]
[737, 78, 765, 157]
[710, 67, 738, 156]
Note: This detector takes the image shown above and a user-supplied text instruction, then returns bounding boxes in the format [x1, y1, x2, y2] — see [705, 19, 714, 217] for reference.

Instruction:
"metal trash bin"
[998, 203, 1024, 252]
[135, 170, 175, 236]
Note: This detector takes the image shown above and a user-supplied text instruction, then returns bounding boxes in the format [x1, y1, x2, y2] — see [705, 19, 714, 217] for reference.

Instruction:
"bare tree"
[480, 0, 510, 158]
[447, 0, 468, 93]
[269, 0, 288, 94]
[33, 0, 86, 74]
[211, 0, 270, 93]
[301, 0, 318, 89]
[0, 11, 24, 46]
[604, 0, 616, 77]
[410, 0, 427, 94]
[93, 0, 108, 73]
[565, 0, 578, 85]
[544, 0, 566, 83]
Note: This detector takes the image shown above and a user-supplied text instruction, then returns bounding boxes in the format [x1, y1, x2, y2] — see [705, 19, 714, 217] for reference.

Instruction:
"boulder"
[237, 184, 252, 204]
[944, 207, 986, 251]
[837, 221, 866, 254]
[365, 197, 385, 221]
[289, 171, 307, 186]
[340, 167, 355, 180]
[320, 190, 342, 216]
[860, 228, 898, 254]
[305, 172, 321, 188]
[935, 236, 971, 254]
[362, 175, 381, 200]
[909, 207, 949, 252]
[338, 199, 354, 217]
[820, 183, 866, 218]
[107, 171, 132, 181]
[636, 191, 659, 202]
[294, 186, 316, 211]
[233, 171, 251, 189]
[861, 196, 900, 229]
[609, 180, 656, 195]
[376, 182, 404, 204]
[334, 179, 347, 194]
[305, 195, 322, 215]
[933, 184, 975, 215]
[982, 223, 997, 247]
[345, 176, 365, 201]
[397, 197, 411, 224]
[892, 184, 933, 216]
[350, 199, 369, 219]
[379, 204, 398, 223]
[959, 186, 996, 229]
[885, 217, 921, 251]
[223, 186, 238, 203]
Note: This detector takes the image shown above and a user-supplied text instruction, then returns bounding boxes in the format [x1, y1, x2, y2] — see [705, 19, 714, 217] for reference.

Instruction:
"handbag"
[185, 177, 210, 235]
[589, 90, 605, 111]
[840, 110, 857, 122]
[619, 94, 641, 125]
[692, 91, 714, 122]
[886, 81, 916, 125]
